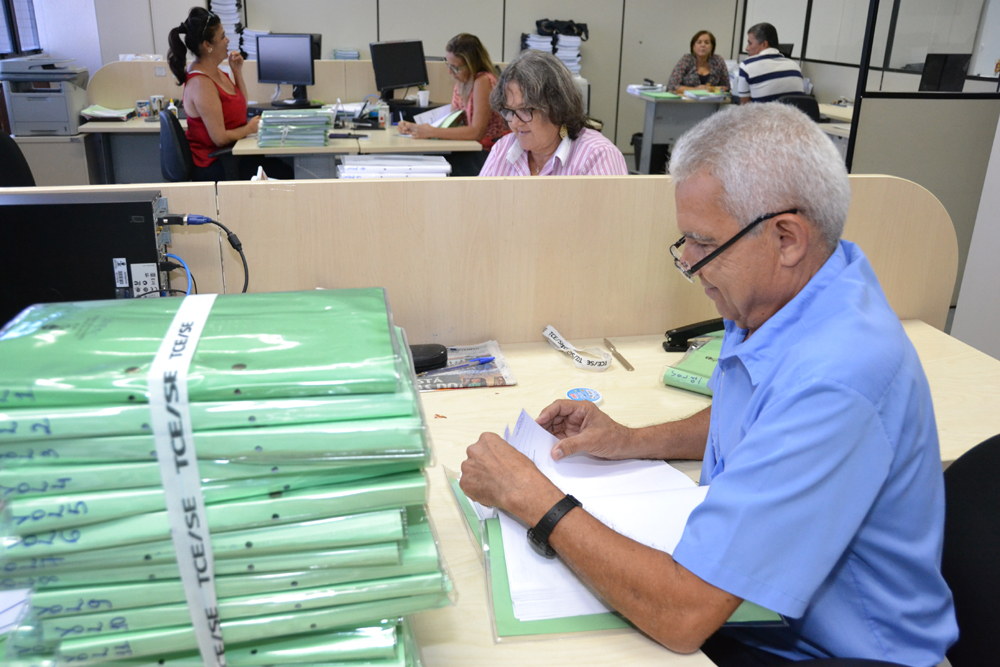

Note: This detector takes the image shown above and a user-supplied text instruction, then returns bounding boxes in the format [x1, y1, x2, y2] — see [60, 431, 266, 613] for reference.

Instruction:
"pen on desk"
[418, 356, 495, 377]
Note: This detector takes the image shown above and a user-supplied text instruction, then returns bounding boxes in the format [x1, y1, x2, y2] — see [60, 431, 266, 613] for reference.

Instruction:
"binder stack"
[258, 109, 333, 148]
[0, 289, 451, 666]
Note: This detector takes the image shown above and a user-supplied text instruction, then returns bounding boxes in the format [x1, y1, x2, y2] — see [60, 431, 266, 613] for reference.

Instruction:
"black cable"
[156, 214, 248, 293]
[206, 219, 249, 293]
[137, 289, 189, 298]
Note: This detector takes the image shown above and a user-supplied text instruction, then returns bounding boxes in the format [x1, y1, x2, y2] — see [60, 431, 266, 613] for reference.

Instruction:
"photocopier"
[0, 56, 89, 136]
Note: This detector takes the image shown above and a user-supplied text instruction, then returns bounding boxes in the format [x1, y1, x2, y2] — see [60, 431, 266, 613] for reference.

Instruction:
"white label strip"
[147, 294, 224, 667]
[542, 325, 611, 372]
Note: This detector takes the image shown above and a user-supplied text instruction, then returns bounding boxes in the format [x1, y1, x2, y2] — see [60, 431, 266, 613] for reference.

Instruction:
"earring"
[559, 124, 568, 139]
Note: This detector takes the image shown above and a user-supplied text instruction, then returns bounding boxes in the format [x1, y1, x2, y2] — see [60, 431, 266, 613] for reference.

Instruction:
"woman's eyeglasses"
[447, 62, 468, 75]
[499, 107, 536, 122]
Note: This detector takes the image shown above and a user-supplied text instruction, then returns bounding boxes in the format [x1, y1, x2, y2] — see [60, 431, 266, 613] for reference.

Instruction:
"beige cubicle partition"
[212, 174, 957, 344]
[87, 60, 467, 110]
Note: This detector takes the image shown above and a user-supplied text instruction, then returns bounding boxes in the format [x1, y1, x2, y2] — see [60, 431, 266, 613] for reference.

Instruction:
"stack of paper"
[337, 155, 452, 179]
[80, 104, 134, 121]
[242, 28, 268, 61]
[258, 108, 333, 147]
[684, 89, 728, 101]
[489, 410, 708, 622]
[0, 289, 452, 665]
[520, 33, 582, 75]
[334, 48, 360, 60]
[209, 1, 243, 56]
[627, 83, 665, 95]
[413, 104, 464, 128]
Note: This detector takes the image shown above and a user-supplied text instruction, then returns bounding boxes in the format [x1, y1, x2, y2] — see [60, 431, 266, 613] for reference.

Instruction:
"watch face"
[527, 527, 557, 558]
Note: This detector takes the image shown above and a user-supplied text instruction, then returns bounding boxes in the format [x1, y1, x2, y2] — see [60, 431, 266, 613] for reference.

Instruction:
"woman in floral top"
[666, 31, 730, 94]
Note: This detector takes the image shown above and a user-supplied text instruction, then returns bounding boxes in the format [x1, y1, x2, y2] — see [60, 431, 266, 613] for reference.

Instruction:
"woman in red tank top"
[167, 8, 260, 180]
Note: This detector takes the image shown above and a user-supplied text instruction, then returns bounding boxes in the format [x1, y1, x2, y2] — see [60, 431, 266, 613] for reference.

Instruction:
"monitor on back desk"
[256, 33, 322, 108]
[370, 40, 428, 106]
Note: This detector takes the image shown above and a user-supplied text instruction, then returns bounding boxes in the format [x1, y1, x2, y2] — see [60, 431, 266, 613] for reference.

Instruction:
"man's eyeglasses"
[670, 209, 798, 282]
[447, 62, 468, 75]
[499, 107, 536, 123]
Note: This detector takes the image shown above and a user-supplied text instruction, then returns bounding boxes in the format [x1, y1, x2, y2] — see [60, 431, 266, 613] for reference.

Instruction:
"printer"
[0, 56, 89, 136]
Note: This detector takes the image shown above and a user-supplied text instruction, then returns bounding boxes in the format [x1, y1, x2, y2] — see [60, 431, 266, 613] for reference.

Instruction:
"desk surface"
[79, 117, 176, 133]
[818, 103, 854, 123]
[411, 321, 1000, 665]
[355, 126, 482, 154]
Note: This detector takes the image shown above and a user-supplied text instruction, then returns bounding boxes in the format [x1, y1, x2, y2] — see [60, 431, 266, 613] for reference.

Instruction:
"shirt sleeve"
[666, 55, 691, 92]
[478, 134, 510, 176]
[671, 378, 894, 618]
[736, 63, 751, 97]
[580, 141, 629, 176]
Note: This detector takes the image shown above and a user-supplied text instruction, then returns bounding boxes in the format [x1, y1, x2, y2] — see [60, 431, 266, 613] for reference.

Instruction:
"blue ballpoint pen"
[419, 356, 495, 376]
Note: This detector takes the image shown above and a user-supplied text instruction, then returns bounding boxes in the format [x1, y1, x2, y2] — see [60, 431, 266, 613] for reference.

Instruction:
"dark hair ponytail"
[167, 7, 221, 85]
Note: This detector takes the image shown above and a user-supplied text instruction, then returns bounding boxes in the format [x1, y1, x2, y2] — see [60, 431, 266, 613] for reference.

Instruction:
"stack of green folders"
[0, 289, 449, 667]
[257, 109, 333, 148]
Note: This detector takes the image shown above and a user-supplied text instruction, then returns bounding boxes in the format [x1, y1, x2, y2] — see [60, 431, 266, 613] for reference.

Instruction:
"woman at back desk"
[397, 33, 509, 176]
[667, 30, 730, 95]
[167, 7, 291, 180]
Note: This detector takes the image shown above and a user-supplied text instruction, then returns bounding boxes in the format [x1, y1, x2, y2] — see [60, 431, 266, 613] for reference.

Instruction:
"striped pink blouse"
[479, 128, 628, 177]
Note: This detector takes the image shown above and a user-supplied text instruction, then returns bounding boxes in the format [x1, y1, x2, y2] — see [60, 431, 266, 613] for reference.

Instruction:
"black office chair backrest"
[942, 433, 1000, 667]
[775, 93, 821, 122]
[160, 109, 194, 182]
[0, 131, 36, 187]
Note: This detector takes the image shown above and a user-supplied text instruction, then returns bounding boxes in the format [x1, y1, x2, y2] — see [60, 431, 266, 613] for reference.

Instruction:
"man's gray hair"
[490, 50, 588, 139]
[669, 103, 851, 251]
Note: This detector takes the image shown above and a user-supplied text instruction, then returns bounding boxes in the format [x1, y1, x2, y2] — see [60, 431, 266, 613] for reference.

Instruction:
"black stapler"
[663, 318, 724, 353]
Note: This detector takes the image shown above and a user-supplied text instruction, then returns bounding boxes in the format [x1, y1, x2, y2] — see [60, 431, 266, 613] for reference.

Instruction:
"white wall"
[952, 111, 1000, 359]
[971, 0, 1000, 76]
[889, 0, 983, 69]
[744, 0, 807, 57]
[34, 0, 102, 77]
[807, 0, 867, 64]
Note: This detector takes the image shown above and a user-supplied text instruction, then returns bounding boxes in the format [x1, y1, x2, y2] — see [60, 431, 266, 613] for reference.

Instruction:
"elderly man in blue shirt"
[459, 103, 957, 666]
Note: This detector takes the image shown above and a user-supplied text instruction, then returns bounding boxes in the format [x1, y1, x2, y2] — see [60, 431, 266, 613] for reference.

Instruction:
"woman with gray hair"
[479, 50, 627, 176]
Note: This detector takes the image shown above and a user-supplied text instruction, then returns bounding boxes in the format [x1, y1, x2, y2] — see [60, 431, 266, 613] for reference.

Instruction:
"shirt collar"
[718, 241, 852, 383]
[503, 133, 574, 174]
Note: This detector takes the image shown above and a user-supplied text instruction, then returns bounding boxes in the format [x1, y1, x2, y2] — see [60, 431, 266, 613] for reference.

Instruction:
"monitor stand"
[382, 90, 416, 108]
[270, 84, 320, 109]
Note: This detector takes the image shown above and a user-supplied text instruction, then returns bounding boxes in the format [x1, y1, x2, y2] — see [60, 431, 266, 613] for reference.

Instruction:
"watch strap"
[528, 494, 581, 558]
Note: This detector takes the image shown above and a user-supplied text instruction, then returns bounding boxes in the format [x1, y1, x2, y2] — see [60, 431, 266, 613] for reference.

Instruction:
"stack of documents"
[412, 104, 464, 128]
[242, 28, 268, 61]
[209, 1, 243, 56]
[521, 33, 582, 75]
[334, 48, 360, 60]
[485, 410, 708, 622]
[258, 108, 333, 147]
[0, 289, 452, 665]
[80, 104, 135, 121]
[626, 83, 664, 95]
[684, 89, 728, 101]
[337, 155, 452, 179]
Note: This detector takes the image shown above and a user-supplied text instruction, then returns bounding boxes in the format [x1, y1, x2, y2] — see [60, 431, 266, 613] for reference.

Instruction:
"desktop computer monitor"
[256, 33, 321, 107]
[370, 40, 428, 105]
[776, 43, 794, 58]
[918, 53, 971, 92]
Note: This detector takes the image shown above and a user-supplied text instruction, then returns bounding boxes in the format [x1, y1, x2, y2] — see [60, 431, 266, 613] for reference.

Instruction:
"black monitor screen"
[919, 54, 970, 92]
[256, 34, 315, 86]
[776, 43, 794, 58]
[371, 40, 428, 93]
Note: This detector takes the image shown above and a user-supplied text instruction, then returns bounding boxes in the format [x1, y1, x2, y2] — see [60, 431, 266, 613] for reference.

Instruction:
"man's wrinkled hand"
[460, 432, 552, 514]
[536, 399, 633, 461]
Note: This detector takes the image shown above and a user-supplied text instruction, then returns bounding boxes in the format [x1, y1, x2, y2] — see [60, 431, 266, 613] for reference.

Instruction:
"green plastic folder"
[662, 334, 724, 396]
[0, 289, 401, 407]
[449, 476, 782, 638]
[642, 91, 681, 99]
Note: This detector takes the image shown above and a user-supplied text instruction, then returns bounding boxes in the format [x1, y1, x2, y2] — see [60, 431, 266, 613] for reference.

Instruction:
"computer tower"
[0, 189, 169, 327]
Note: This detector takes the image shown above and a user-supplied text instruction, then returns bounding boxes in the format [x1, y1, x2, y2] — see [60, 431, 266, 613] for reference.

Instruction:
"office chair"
[159, 109, 237, 182]
[0, 131, 36, 187]
[942, 432, 1000, 667]
[775, 93, 821, 123]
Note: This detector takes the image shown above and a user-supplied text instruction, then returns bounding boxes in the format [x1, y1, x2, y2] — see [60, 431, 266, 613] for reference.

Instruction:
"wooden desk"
[355, 126, 482, 155]
[411, 321, 1000, 664]
[629, 93, 727, 174]
[818, 103, 854, 123]
[79, 117, 173, 184]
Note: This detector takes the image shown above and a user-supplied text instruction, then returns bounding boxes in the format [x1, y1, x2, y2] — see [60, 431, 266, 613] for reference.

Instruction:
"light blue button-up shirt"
[671, 241, 957, 665]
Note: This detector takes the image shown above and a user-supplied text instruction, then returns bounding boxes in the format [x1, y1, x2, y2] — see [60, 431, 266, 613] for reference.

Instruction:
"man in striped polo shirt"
[736, 22, 804, 103]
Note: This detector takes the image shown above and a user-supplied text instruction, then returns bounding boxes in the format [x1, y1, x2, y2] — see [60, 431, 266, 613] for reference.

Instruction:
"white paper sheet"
[496, 409, 707, 621]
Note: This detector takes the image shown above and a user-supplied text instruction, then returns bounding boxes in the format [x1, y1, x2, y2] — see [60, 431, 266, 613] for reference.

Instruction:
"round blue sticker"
[567, 387, 603, 403]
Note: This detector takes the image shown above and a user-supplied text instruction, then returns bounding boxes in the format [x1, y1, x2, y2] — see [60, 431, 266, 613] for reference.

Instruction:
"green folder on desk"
[662, 333, 724, 396]
[641, 91, 681, 100]
[446, 474, 783, 639]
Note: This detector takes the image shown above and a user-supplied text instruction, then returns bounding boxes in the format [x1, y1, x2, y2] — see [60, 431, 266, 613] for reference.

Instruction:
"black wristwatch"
[527, 494, 582, 558]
